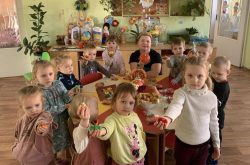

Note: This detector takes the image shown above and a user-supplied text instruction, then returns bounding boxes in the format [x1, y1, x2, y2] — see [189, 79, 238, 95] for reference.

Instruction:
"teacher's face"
[138, 36, 151, 53]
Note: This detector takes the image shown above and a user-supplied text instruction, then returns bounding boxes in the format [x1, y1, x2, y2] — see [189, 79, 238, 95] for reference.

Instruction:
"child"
[196, 42, 213, 62]
[68, 93, 108, 165]
[102, 35, 126, 75]
[32, 60, 74, 163]
[154, 56, 220, 165]
[207, 56, 231, 165]
[12, 85, 56, 165]
[91, 82, 147, 165]
[55, 54, 82, 90]
[165, 37, 186, 85]
[80, 44, 117, 81]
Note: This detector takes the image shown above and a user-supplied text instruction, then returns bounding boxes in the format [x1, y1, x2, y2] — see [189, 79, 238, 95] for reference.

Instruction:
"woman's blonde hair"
[183, 56, 213, 90]
[69, 93, 98, 125]
[111, 82, 137, 109]
[137, 32, 152, 43]
[32, 60, 55, 82]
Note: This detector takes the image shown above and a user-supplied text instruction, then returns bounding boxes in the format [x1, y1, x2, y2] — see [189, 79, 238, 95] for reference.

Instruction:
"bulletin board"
[122, 0, 169, 16]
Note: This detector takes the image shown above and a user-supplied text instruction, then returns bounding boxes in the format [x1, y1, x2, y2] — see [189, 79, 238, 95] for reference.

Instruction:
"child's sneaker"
[207, 157, 218, 165]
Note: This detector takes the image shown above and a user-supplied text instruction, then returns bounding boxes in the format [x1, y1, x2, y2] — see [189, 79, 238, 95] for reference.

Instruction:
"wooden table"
[83, 76, 181, 165]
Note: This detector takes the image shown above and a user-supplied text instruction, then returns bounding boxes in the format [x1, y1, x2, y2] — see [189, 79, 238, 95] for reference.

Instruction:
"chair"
[80, 72, 103, 85]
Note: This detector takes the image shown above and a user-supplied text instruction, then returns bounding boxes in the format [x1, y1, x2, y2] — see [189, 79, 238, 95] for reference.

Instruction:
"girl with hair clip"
[152, 56, 220, 165]
[32, 60, 74, 164]
[91, 82, 147, 165]
[12, 85, 57, 165]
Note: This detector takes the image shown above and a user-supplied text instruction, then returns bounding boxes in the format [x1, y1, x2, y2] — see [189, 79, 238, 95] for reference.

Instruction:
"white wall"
[0, 0, 31, 78]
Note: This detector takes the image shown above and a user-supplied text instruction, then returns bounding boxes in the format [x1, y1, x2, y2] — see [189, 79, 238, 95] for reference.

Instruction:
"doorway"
[213, 0, 250, 67]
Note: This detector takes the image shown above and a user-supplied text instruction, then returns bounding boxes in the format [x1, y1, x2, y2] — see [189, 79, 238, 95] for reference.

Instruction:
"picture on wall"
[123, 0, 169, 16]
[0, 0, 20, 48]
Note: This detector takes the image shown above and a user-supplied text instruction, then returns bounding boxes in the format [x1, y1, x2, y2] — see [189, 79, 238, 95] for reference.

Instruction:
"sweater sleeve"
[73, 124, 89, 154]
[95, 61, 112, 78]
[164, 89, 185, 121]
[98, 116, 115, 140]
[209, 104, 220, 148]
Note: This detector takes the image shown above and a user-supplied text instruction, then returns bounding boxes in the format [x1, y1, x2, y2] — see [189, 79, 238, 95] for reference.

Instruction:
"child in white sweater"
[153, 56, 220, 165]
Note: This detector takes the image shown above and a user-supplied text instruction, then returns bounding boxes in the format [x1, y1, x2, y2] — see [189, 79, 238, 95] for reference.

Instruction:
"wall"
[22, 0, 212, 45]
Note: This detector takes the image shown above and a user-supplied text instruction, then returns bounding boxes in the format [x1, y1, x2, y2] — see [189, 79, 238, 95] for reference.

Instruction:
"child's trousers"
[174, 137, 209, 165]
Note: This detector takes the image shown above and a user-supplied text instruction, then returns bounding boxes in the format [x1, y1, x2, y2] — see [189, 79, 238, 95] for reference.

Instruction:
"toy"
[89, 120, 102, 131]
[102, 23, 110, 44]
[131, 69, 147, 80]
[108, 50, 114, 57]
[103, 87, 113, 99]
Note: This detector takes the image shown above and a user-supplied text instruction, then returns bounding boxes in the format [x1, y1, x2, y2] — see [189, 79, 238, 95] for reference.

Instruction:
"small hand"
[212, 148, 220, 160]
[81, 56, 89, 65]
[110, 75, 118, 81]
[68, 89, 75, 97]
[171, 78, 179, 85]
[153, 115, 171, 130]
[90, 128, 106, 137]
[37, 121, 50, 135]
[78, 103, 90, 128]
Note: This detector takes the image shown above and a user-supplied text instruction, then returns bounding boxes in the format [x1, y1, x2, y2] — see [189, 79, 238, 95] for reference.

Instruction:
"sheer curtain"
[0, 0, 20, 48]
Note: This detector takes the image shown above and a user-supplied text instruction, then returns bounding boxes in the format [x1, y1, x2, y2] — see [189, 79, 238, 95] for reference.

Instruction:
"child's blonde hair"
[32, 60, 55, 81]
[197, 42, 213, 54]
[212, 56, 231, 71]
[111, 82, 137, 109]
[171, 37, 185, 47]
[54, 54, 71, 67]
[18, 85, 43, 107]
[183, 56, 213, 90]
[69, 93, 98, 125]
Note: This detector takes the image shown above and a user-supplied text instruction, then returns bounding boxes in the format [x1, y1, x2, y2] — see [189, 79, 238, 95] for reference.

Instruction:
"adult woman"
[129, 32, 162, 79]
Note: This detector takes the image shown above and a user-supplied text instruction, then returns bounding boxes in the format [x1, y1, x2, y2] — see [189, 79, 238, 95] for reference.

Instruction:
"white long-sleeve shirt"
[165, 84, 220, 148]
[72, 124, 89, 154]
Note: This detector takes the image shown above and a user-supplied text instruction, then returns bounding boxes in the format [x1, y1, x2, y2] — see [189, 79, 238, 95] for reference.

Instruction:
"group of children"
[12, 34, 231, 165]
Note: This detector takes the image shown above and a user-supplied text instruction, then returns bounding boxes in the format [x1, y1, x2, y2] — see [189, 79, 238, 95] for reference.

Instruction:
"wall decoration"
[123, 0, 169, 16]
[0, 0, 20, 48]
[99, 0, 122, 16]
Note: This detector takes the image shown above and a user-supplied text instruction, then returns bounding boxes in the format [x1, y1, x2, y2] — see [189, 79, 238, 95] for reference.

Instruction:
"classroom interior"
[0, 0, 250, 165]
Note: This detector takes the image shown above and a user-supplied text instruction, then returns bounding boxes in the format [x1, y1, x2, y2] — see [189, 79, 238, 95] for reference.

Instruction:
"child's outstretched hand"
[212, 148, 220, 160]
[78, 102, 90, 128]
[90, 127, 107, 137]
[171, 78, 179, 85]
[81, 55, 89, 65]
[36, 121, 50, 135]
[153, 115, 172, 130]
[110, 75, 118, 81]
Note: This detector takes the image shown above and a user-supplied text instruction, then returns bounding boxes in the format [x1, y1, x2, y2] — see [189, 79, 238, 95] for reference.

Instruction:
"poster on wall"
[0, 0, 20, 48]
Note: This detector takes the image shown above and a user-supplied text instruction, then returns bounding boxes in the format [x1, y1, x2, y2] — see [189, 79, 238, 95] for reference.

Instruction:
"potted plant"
[17, 2, 49, 57]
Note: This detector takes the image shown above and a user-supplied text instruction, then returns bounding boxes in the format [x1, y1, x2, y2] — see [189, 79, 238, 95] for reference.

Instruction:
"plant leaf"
[23, 38, 28, 46]
[29, 14, 38, 19]
[17, 46, 23, 52]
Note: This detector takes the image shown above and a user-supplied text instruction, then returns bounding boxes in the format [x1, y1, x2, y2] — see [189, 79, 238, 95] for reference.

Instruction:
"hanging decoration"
[74, 0, 89, 11]
[139, 0, 154, 9]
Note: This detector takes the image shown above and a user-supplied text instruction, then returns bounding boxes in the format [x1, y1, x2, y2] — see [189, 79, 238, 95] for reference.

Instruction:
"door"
[213, 0, 249, 66]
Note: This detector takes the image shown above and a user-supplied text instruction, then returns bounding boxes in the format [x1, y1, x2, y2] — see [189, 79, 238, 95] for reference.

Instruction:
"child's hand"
[147, 85, 160, 95]
[36, 121, 50, 135]
[64, 103, 70, 109]
[212, 148, 220, 160]
[78, 102, 90, 128]
[90, 128, 106, 137]
[110, 75, 118, 81]
[162, 55, 170, 61]
[153, 115, 172, 130]
[68, 89, 75, 97]
[171, 78, 178, 85]
[81, 56, 89, 65]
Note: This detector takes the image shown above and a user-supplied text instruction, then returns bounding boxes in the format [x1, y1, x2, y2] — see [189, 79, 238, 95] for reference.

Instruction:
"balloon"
[41, 52, 50, 61]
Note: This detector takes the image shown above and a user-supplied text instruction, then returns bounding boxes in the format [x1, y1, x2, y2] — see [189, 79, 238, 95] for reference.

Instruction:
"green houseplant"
[17, 2, 49, 57]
